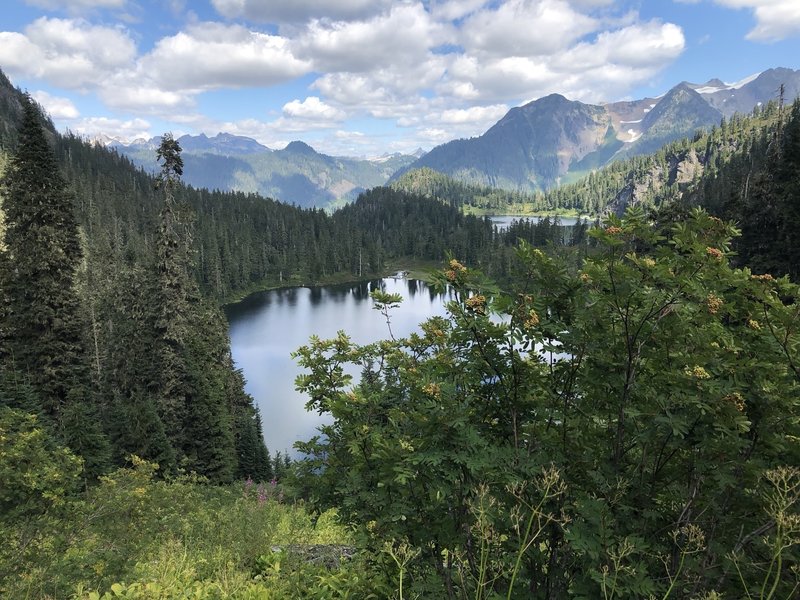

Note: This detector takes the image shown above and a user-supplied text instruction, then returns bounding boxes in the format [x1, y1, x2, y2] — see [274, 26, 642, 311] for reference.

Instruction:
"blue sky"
[2, 0, 799, 156]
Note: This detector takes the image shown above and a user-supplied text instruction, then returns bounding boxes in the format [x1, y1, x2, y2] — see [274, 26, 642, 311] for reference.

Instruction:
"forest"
[1, 64, 799, 598]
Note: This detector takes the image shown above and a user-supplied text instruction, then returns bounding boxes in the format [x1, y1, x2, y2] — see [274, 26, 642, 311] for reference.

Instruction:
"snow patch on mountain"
[727, 72, 762, 89]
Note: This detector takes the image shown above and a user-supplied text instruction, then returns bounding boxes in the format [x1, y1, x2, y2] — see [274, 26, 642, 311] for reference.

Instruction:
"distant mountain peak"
[283, 140, 318, 155]
[176, 132, 269, 154]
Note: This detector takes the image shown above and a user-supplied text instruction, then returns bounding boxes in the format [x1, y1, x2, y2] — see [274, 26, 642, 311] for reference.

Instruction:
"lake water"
[488, 215, 583, 229]
[224, 277, 452, 455]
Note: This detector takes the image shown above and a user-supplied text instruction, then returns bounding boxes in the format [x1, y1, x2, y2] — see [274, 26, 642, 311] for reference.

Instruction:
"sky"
[1, 0, 800, 157]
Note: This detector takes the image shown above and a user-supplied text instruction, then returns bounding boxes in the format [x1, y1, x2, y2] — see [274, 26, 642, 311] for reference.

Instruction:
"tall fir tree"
[0, 97, 86, 416]
[153, 133, 193, 460]
[0, 97, 109, 476]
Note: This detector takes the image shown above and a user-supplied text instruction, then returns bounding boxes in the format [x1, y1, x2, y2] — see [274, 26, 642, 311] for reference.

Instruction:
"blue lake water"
[224, 278, 452, 455]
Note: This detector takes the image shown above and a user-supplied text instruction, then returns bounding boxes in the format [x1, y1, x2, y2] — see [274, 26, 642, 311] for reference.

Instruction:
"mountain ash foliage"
[295, 208, 800, 598]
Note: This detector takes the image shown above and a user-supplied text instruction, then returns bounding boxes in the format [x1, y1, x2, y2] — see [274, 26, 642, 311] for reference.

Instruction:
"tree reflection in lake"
[224, 278, 450, 456]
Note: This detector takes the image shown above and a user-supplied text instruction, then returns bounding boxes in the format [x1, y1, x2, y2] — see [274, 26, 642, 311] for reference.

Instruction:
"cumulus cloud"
[98, 77, 193, 113]
[211, 0, 390, 23]
[0, 17, 136, 88]
[295, 3, 452, 72]
[282, 96, 346, 121]
[31, 90, 80, 119]
[565, 0, 615, 8]
[442, 19, 685, 103]
[438, 104, 509, 125]
[557, 21, 685, 70]
[395, 102, 510, 146]
[713, 0, 800, 41]
[430, 0, 489, 21]
[461, 0, 598, 57]
[139, 22, 311, 91]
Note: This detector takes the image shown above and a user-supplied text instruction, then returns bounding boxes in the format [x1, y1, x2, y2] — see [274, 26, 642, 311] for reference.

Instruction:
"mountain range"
[110, 133, 422, 209]
[104, 67, 800, 206]
[396, 67, 800, 191]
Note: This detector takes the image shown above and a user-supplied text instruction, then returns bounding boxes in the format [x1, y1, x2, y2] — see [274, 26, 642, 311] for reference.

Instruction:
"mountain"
[696, 68, 800, 116]
[616, 83, 723, 157]
[398, 67, 800, 192]
[112, 134, 418, 209]
[176, 132, 270, 155]
[396, 94, 618, 190]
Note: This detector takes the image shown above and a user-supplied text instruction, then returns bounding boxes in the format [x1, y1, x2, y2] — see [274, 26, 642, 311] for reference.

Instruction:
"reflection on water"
[488, 214, 582, 230]
[224, 278, 450, 456]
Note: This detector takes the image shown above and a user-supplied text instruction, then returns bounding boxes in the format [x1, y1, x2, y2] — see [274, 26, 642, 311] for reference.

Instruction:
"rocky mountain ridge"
[399, 67, 800, 192]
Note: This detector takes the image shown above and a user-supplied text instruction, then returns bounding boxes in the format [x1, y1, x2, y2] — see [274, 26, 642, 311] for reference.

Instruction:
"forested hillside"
[391, 166, 549, 214]
[536, 95, 800, 278]
[1, 96, 274, 485]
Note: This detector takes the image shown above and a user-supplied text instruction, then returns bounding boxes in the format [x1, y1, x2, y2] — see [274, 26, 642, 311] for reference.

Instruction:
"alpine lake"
[224, 216, 576, 454]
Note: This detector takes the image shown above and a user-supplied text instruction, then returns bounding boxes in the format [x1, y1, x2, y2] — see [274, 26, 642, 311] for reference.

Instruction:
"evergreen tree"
[153, 133, 192, 451]
[0, 97, 86, 418]
[0, 97, 109, 477]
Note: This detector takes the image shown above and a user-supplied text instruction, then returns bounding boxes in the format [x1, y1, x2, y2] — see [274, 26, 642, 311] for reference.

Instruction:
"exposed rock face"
[606, 165, 665, 217]
[671, 148, 702, 186]
[702, 68, 800, 117]
[616, 84, 723, 158]
[605, 148, 708, 217]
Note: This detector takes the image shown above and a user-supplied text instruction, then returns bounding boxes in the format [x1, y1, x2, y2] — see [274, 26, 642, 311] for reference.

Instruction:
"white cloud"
[310, 53, 450, 121]
[334, 129, 365, 139]
[31, 90, 80, 119]
[295, 3, 452, 72]
[438, 104, 509, 125]
[313, 73, 390, 106]
[418, 127, 452, 144]
[206, 98, 346, 142]
[139, 22, 311, 91]
[69, 116, 151, 142]
[443, 54, 559, 101]
[558, 21, 685, 70]
[713, 0, 800, 41]
[567, 0, 615, 6]
[98, 78, 193, 113]
[211, 0, 390, 23]
[460, 0, 598, 57]
[394, 103, 510, 148]
[442, 19, 685, 103]
[282, 97, 346, 121]
[0, 17, 136, 88]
